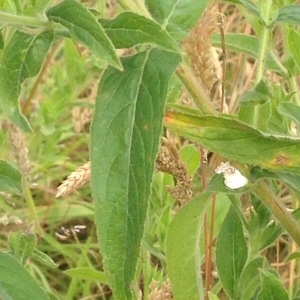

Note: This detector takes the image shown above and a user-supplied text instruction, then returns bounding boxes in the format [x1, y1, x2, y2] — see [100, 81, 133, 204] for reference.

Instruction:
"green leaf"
[239, 80, 273, 104]
[165, 112, 300, 175]
[208, 292, 220, 300]
[46, 0, 121, 70]
[166, 193, 211, 300]
[275, 5, 300, 25]
[258, 269, 289, 300]
[91, 48, 180, 299]
[0, 30, 53, 131]
[288, 29, 300, 68]
[8, 231, 36, 265]
[251, 166, 300, 194]
[145, 0, 210, 40]
[64, 267, 108, 284]
[0, 31, 3, 49]
[278, 102, 300, 125]
[32, 249, 58, 269]
[100, 12, 178, 51]
[239, 257, 265, 300]
[286, 251, 300, 261]
[224, 0, 262, 20]
[0, 252, 50, 300]
[239, 101, 271, 131]
[179, 144, 200, 177]
[0, 160, 22, 193]
[216, 206, 248, 298]
[212, 33, 284, 75]
[276, 172, 300, 194]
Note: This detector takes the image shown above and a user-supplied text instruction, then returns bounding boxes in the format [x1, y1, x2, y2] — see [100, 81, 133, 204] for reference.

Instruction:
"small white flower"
[215, 162, 248, 189]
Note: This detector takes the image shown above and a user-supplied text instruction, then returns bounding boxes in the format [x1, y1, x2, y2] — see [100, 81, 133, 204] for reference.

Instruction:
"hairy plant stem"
[176, 64, 216, 116]
[0, 11, 49, 28]
[253, 180, 300, 247]
[253, 0, 273, 127]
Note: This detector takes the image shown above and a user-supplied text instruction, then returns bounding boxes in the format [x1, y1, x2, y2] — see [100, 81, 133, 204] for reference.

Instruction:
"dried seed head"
[183, 6, 221, 105]
[56, 161, 91, 198]
[149, 279, 173, 300]
[2, 120, 31, 179]
[156, 134, 193, 205]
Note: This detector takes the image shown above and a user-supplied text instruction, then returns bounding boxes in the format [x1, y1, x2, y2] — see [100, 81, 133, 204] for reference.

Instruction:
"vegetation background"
[1, 0, 300, 299]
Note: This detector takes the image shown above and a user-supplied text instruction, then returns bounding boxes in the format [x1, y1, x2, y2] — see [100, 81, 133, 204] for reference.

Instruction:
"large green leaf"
[0, 160, 22, 193]
[0, 30, 53, 131]
[46, 0, 121, 70]
[100, 12, 178, 51]
[91, 48, 180, 299]
[0, 252, 49, 300]
[166, 193, 210, 300]
[145, 0, 210, 40]
[216, 206, 248, 298]
[164, 112, 300, 175]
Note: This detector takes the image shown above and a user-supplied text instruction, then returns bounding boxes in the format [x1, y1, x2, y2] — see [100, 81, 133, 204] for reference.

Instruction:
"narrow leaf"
[0, 30, 53, 131]
[0, 160, 22, 193]
[212, 34, 284, 75]
[32, 249, 58, 269]
[100, 12, 178, 51]
[91, 49, 180, 299]
[0, 252, 49, 300]
[165, 112, 300, 175]
[46, 0, 121, 70]
[258, 269, 289, 300]
[145, 0, 210, 40]
[64, 267, 108, 284]
[166, 193, 210, 300]
[216, 206, 248, 298]
[275, 5, 300, 25]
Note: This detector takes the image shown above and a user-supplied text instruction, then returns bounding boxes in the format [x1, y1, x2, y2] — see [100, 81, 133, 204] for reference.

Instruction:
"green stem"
[269, 51, 289, 78]
[289, 76, 300, 106]
[0, 11, 49, 28]
[176, 64, 216, 116]
[253, 180, 300, 247]
[253, 0, 273, 127]
[22, 179, 42, 235]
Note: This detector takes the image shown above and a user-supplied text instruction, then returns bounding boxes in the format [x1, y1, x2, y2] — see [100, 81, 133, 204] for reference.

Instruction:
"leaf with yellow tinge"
[165, 112, 300, 175]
